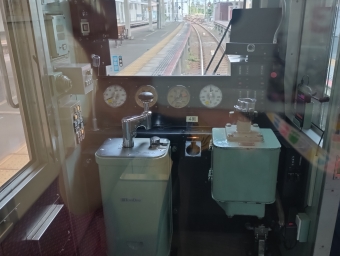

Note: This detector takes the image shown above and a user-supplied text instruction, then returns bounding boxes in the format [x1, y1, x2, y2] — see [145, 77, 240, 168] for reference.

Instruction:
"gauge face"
[167, 85, 190, 108]
[199, 84, 223, 108]
[135, 85, 158, 108]
[103, 85, 127, 108]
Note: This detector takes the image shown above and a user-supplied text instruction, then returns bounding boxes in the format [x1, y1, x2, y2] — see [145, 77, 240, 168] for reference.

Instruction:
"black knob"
[138, 92, 154, 103]
[150, 136, 160, 147]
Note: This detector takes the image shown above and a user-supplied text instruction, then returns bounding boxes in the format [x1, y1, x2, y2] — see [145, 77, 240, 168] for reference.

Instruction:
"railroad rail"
[190, 22, 230, 76]
[191, 25, 204, 75]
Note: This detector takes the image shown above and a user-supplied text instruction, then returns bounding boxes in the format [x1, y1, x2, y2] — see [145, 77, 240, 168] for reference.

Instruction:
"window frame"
[0, 0, 61, 237]
[293, 0, 337, 132]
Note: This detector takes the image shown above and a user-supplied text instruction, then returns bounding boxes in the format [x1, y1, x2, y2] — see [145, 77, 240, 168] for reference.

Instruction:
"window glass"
[315, 2, 340, 130]
[0, 11, 30, 188]
[106, 1, 259, 76]
[326, 4, 340, 96]
[295, 0, 336, 131]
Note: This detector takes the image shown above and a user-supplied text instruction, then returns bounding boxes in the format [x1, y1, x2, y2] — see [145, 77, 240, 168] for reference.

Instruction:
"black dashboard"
[95, 76, 284, 129]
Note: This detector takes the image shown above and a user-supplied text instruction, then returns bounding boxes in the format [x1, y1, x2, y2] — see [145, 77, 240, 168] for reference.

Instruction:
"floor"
[172, 231, 255, 256]
[0, 144, 29, 187]
[169, 210, 282, 256]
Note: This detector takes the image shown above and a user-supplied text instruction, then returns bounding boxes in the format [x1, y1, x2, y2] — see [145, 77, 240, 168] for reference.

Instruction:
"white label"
[186, 116, 198, 122]
[108, 55, 124, 75]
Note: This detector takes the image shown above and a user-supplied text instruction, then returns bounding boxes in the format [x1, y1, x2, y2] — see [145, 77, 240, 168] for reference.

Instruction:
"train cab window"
[2, 0, 340, 256]
[293, 0, 338, 133]
[0, 10, 30, 188]
[326, 6, 339, 98]
[316, 1, 340, 130]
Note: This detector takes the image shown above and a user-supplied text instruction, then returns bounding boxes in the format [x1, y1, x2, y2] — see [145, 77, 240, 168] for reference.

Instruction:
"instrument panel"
[96, 76, 283, 128]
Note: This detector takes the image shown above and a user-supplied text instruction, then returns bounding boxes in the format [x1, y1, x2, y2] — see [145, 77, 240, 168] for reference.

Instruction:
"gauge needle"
[171, 91, 181, 104]
[172, 98, 181, 104]
[207, 87, 212, 103]
[111, 91, 119, 100]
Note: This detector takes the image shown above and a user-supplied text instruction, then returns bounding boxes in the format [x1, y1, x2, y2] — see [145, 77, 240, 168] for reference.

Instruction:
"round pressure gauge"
[103, 85, 127, 108]
[167, 85, 190, 108]
[199, 84, 223, 108]
[135, 85, 158, 108]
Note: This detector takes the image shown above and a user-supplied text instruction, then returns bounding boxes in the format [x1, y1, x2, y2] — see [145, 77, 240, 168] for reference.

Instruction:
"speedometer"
[167, 85, 190, 108]
[199, 84, 222, 108]
[103, 85, 127, 108]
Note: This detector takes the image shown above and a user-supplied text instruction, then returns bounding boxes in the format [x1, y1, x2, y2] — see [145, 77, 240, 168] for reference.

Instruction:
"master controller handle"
[138, 91, 154, 111]
[122, 92, 154, 148]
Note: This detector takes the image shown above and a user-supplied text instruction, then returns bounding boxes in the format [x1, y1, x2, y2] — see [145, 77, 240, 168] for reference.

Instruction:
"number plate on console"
[186, 116, 198, 122]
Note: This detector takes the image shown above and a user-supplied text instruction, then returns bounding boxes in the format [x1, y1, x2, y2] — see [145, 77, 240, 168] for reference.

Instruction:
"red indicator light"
[271, 72, 277, 78]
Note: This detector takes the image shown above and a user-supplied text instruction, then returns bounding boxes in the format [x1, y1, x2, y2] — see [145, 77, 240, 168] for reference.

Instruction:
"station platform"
[117, 20, 157, 28]
[117, 22, 190, 76]
[214, 20, 231, 28]
[108, 20, 230, 76]
[135, 23, 190, 76]
[107, 21, 183, 76]
[212, 20, 231, 43]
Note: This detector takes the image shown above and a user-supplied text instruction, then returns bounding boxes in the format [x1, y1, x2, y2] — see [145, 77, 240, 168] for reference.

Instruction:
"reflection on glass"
[0, 15, 30, 188]
[312, 98, 329, 131]
[110, 13, 233, 76]
[326, 6, 340, 96]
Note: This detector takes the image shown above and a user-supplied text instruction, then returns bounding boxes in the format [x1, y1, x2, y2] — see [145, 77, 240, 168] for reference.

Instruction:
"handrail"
[0, 41, 18, 108]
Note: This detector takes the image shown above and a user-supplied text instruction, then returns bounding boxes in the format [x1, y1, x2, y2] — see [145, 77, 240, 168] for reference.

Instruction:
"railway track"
[188, 23, 230, 76]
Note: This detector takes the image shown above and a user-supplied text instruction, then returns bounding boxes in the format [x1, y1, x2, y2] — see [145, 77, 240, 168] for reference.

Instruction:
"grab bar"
[0, 40, 18, 109]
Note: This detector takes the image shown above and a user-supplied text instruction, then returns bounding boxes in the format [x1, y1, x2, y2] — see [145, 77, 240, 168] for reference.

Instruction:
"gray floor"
[173, 231, 253, 256]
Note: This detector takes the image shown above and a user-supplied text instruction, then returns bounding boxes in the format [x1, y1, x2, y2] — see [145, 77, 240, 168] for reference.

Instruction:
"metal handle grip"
[0, 41, 18, 108]
[138, 91, 154, 103]
[138, 92, 153, 111]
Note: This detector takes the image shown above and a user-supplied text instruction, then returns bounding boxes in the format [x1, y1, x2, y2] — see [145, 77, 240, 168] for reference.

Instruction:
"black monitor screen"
[230, 8, 282, 44]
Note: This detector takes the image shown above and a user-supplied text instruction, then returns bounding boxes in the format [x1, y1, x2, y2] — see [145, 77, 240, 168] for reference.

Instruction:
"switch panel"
[54, 63, 93, 95]
[59, 100, 85, 151]
[45, 15, 68, 58]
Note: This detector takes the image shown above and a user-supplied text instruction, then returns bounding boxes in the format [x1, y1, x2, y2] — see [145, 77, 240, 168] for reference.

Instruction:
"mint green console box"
[96, 138, 172, 256]
[211, 127, 281, 218]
